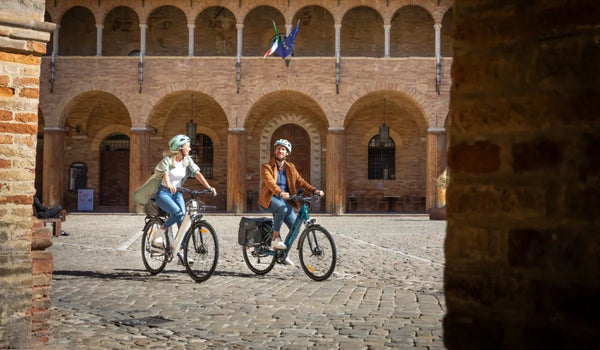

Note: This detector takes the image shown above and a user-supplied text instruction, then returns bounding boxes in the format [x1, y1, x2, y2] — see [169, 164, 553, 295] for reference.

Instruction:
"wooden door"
[271, 124, 311, 183]
[100, 150, 129, 206]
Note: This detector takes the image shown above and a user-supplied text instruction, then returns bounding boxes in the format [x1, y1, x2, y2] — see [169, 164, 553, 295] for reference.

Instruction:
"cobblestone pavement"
[42, 213, 446, 349]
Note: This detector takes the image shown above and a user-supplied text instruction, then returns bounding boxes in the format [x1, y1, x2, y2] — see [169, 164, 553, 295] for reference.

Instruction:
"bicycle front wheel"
[298, 225, 337, 281]
[141, 218, 167, 275]
[183, 221, 219, 283]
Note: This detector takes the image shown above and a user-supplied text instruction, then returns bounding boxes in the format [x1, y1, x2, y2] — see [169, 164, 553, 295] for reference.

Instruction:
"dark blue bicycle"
[239, 191, 336, 281]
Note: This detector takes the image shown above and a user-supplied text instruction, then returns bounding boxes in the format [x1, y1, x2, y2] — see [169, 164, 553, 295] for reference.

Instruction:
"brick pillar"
[227, 129, 246, 213]
[325, 128, 345, 214]
[129, 127, 150, 213]
[426, 128, 447, 210]
[0, 3, 55, 348]
[42, 128, 64, 207]
[445, 0, 600, 349]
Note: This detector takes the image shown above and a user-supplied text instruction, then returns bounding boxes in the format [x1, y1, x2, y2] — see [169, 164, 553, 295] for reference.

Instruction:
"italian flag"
[263, 20, 280, 58]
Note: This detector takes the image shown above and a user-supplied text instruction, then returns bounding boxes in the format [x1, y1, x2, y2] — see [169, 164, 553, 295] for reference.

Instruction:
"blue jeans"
[261, 196, 296, 233]
[155, 186, 185, 230]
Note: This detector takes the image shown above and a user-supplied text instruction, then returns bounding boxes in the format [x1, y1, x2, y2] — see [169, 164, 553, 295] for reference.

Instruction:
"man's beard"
[275, 155, 286, 162]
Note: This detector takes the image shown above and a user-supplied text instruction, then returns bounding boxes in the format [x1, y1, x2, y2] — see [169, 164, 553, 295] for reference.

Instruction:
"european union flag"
[276, 21, 300, 61]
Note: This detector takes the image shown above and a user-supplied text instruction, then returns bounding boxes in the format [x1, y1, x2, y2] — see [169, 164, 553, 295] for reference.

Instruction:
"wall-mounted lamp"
[64, 123, 80, 135]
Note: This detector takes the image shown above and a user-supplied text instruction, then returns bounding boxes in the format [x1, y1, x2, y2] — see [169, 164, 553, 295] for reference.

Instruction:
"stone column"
[53, 24, 59, 55]
[95, 23, 103, 56]
[434, 23, 441, 62]
[384, 24, 391, 58]
[236, 23, 243, 59]
[227, 129, 246, 213]
[42, 128, 65, 207]
[426, 128, 447, 210]
[139, 24, 147, 56]
[334, 24, 341, 58]
[326, 128, 345, 214]
[129, 127, 151, 213]
[286, 24, 292, 35]
[187, 24, 195, 56]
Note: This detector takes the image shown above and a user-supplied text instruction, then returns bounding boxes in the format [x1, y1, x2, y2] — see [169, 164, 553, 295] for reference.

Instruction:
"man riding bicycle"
[258, 139, 324, 266]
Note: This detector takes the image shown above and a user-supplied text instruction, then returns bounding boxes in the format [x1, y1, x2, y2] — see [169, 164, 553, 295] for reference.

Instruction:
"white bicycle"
[141, 188, 218, 283]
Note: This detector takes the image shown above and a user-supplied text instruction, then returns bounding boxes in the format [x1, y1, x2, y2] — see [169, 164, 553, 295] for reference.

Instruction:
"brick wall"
[445, 0, 600, 348]
[0, 0, 55, 347]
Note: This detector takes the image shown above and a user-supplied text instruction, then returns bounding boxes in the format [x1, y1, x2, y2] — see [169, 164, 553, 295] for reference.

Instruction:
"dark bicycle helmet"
[274, 139, 292, 154]
[169, 134, 190, 151]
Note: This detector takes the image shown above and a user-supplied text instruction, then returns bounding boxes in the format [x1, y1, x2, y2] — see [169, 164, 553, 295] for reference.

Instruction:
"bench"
[39, 218, 62, 237]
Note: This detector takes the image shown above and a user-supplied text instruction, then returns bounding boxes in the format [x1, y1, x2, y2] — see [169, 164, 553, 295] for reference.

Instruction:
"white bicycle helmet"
[169, 134, 191, 151]
[274, 139, 292, 154]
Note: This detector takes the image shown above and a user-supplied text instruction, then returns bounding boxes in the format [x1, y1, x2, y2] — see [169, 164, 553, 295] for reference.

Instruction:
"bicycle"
[141, 187, 219, 282]
[239, 191, 337, 281]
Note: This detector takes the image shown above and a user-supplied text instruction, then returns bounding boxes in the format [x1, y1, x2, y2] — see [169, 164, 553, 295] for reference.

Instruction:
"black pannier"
[144, 198, 167, 217]
[238, 217, 272, 246]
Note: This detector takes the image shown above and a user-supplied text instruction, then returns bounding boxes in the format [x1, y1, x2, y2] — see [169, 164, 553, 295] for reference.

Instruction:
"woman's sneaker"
[271, 237, 287, 250]
[150, 226, 164, 248]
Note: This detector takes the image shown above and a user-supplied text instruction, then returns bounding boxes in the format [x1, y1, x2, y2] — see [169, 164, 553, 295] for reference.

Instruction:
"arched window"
[190, 134, 213, 178]
[368, 135, 395, 180]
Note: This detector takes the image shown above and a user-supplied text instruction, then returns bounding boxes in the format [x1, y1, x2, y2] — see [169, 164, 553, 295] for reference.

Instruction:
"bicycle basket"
[238, 217, 271, 246]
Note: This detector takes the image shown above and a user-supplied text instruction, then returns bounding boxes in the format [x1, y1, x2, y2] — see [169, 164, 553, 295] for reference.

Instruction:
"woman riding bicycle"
[258, 139, 324, 265]
[133, 134, 217, 263]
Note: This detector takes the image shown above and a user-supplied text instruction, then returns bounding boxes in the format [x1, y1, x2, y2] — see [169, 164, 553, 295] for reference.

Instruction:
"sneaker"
[177, 251, 194, 265]
[283, 256, 295, 267]
[271, 238, 287, 250]
[151, 228, 164, 248]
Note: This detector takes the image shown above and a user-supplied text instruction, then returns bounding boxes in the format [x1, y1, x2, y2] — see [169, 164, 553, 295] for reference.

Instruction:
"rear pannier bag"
[238, 217, 272, 246]
[144, 198, 167, 217]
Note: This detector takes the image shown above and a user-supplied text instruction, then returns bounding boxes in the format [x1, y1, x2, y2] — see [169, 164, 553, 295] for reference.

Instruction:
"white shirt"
[161, 159, 186, 188]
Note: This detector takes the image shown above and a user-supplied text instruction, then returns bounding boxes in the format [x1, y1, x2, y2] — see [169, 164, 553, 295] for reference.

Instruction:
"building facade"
[38, 0, 453, 213]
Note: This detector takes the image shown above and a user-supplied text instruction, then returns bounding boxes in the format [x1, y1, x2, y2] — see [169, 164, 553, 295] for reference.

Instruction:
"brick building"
[37, 0, 453, 213]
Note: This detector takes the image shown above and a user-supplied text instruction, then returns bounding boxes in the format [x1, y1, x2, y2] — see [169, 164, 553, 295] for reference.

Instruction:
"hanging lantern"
[378, 98, 390, 144]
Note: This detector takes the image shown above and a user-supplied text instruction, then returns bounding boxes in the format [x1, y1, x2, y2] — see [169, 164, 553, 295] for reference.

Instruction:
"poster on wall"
[77, 189, 94, 211]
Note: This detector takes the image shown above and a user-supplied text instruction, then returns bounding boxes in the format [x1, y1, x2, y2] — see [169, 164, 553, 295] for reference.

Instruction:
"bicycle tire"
[182, 221, 219, 283]
[298, 225, 337, 281]
[141, 217, 168, 275]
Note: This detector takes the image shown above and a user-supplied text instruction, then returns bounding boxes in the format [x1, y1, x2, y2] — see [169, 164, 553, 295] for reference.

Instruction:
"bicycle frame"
[261, 198, 313, 258]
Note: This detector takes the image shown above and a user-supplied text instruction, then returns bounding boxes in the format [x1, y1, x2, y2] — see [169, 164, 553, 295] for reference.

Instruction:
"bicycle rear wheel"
[298, 225, 337, 281]
[141, 218, 167, 275]
[183, 221, 219, 282]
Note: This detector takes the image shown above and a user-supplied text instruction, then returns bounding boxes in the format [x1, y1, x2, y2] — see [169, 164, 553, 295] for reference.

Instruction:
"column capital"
[228, 128, 246, 133]
[328, 127, 345, 133]
[95, 23, 104, 29]
[383, 24, 391, 30]
[187, 24, 195, 29]
[131, 126, 152, 132]
[434, 23, 442, 30]
[139, 23, 148, 30]
[236, 23, 244, 30]
[44, 127, 65, 132]
[334, 23, 342, 30]
[427, 127, 446, 133]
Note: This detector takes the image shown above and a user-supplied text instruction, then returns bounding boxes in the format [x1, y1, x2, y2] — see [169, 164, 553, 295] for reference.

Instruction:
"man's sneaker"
[177, 251, 194, 265]
[271, 238, 287, 250]
[283, 256, 295, 267]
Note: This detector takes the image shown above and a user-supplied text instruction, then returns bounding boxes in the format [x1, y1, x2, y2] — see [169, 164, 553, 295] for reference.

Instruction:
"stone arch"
[259, 113, 322, 190]
[90, 124, 130, 151]
[342, 86, 430, 128]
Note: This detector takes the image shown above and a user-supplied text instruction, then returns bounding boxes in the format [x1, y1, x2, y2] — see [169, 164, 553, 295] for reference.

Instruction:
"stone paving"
[41, 213, 446, 349]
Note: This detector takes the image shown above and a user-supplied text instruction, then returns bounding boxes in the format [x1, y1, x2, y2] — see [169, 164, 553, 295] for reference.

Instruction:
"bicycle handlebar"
[177, 187, 214, 197]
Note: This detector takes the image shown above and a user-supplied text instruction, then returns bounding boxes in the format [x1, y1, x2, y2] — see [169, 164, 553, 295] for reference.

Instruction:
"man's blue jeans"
[155, 186, 185, 230]
[261, 196, 296, 232]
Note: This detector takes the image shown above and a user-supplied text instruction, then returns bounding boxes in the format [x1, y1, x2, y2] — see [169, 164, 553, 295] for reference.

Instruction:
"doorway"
[271, 124, 311, 182]
[99, 133, 129, 208]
